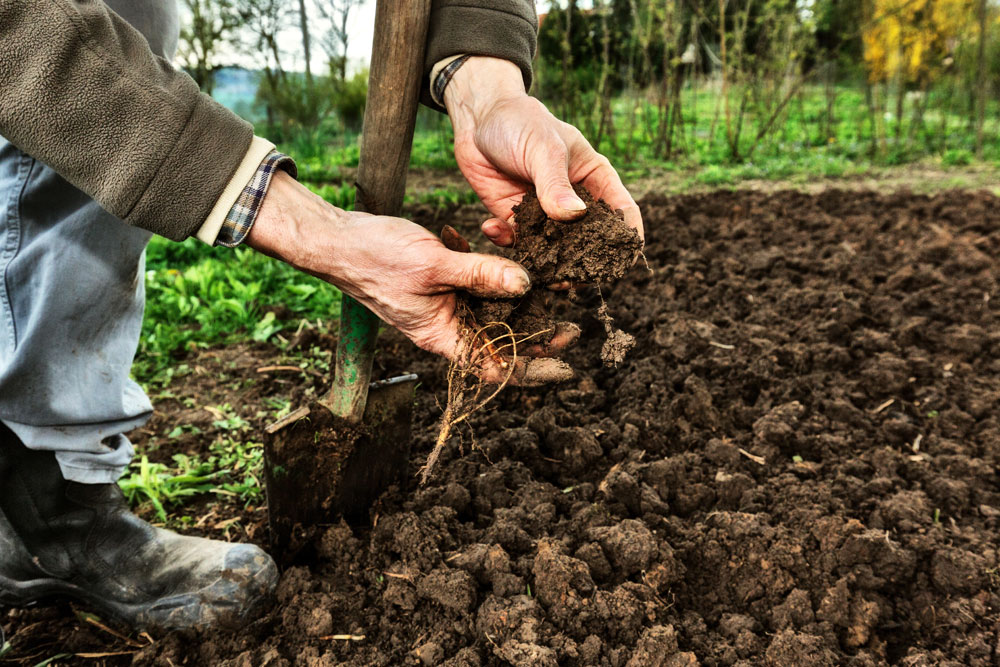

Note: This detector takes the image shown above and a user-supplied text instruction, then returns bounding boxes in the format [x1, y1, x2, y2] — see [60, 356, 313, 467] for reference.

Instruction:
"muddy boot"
[0, 436, 278, 633]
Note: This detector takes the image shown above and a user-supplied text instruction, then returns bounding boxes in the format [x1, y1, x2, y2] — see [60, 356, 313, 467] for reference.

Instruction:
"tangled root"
[419, 320, 552, 484]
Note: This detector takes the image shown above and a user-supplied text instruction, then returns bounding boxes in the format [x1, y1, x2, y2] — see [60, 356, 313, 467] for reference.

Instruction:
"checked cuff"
[216, 150, 297, 247]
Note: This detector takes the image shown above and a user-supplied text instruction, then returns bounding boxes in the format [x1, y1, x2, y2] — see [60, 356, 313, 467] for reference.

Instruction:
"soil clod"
[510, 184, 642, 285]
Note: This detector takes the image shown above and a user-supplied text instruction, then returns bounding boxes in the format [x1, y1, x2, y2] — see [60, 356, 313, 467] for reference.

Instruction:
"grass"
[119, 455, 228, 522]
[129, 233, 345, 522]
[577, 83, 1000, 180]
[276, 82, 1000, 197]
[135, 238, 341, 390]
[119, 435, 267, 522]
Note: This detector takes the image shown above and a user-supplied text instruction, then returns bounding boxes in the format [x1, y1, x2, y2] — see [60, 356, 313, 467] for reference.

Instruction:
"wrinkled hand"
[443, 57, 643, 250]
[246, 172, 575, 385]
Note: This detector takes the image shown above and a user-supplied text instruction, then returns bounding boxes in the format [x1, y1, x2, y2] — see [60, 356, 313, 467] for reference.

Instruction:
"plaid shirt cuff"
[216, 150, 297, 248]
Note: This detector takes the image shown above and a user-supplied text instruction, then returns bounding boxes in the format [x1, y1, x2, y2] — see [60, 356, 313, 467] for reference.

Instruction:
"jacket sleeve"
[0, 0, 253, 241]
[422, 0, 538, 110]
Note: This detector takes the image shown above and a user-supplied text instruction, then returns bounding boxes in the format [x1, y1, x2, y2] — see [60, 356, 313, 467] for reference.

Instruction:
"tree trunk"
[719, 0, 733, 158]
[976, 0, 987, 158]
[595, 0, 615, 151]
[339, 9, 349, 80]
[893, 28, 904, 142]
[298, 0, 312, 84]
[560, 0, 575, 122]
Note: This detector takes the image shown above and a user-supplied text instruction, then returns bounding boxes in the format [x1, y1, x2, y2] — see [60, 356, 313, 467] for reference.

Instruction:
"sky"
[295, 1, 558, 75]
[212, 1, 588, 75]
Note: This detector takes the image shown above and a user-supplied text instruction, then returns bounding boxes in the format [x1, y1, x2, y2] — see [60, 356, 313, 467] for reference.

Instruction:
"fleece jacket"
[0, 0, 537, 242]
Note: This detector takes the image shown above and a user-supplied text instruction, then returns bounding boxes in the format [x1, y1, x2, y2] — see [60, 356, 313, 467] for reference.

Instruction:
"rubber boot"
[0, 427, 278, 632]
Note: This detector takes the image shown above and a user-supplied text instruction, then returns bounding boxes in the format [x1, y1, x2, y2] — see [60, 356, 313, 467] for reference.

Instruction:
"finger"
[528, 133, 588, 221]
[621, 204, 645, 245]
[481, 217, 516, 248]
[437, 250, 531, 298]
[513, 358, 575, 386]
[441, 225, 472, 253]
[563, 132, 645, 243]
[521, 322, 581, 357]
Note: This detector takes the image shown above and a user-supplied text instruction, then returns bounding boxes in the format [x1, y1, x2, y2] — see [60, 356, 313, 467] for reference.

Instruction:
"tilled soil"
[4, 188, 1000, 666]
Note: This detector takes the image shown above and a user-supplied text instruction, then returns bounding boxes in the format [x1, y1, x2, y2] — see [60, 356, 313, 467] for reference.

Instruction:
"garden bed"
[3, 188, 999, 666]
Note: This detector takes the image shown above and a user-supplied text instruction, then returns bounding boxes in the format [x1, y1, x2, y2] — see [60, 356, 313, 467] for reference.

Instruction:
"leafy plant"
[119, 455, 227, 521]
[942, 149, 973, 167]
[137, 237, 342, 389]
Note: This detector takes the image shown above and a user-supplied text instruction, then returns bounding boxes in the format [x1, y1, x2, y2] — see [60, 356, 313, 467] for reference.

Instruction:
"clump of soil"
[511, 184, 642, 285]
[430, 187, 642, 481]
[457, 184, 642, 370]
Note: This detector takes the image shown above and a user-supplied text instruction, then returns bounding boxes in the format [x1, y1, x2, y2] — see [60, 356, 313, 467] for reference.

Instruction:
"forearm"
[245, 172, 340, 275]
[0, 0, 252, 241]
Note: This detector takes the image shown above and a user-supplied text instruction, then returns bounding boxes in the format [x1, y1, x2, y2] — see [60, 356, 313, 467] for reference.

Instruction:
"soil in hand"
[430, 187, 643, 482]
[457, 184, 643, 368]
[510, 184, 641, 285]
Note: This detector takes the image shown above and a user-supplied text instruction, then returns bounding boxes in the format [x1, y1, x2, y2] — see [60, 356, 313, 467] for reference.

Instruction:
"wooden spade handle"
[327, 0, 432, 421]
[354, 0, 433, 217]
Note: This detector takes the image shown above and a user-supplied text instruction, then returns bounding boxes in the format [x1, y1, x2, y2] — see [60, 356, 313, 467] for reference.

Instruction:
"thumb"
[438, 250, 531, 298]
[528, 137, 587, 221]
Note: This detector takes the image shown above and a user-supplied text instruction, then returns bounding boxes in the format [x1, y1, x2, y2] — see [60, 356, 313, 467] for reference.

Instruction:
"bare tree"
[298, 0, 313, 85]
[177, 0, 240, 94]
[593, 0, 615, 150]
[236, 0, 289, 82]
[316, 0, 361, 80]
[975, 0, 987, 157]
[235, 0, 289, 126]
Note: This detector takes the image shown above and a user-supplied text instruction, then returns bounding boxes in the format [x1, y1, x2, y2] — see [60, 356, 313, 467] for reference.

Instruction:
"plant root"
[596, 286, 635, 367]
[419, 320, 552, 484]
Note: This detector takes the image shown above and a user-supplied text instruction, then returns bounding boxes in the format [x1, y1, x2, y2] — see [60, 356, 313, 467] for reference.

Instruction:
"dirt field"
[2, 188, 999, 666]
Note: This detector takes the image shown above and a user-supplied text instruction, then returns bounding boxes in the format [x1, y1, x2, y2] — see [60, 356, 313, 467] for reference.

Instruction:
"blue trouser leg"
[0, 137, 153, 483]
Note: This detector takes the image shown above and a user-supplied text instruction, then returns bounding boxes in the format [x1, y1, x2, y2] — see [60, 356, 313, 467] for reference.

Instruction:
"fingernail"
[559, 195, 587, 212]
[503, 267, 530, 294]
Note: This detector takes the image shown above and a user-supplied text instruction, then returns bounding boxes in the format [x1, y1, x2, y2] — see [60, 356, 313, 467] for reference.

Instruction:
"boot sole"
[0, 559, 277, 633]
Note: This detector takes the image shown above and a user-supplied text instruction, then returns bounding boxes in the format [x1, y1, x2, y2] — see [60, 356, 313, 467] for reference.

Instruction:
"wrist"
[246, 171, 348, 276]
[443, 56, 527, 131]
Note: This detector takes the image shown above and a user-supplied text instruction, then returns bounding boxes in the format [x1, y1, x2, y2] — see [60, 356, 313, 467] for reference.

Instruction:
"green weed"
[118, 435, 266, 520]
[137, 237, 341, 389]
[942, 148, 973, 167]
[119, 455, 227, 522]
[306, 181, 356, 209]
[208, 438, 266, 504]
[405, 187, 480, 208]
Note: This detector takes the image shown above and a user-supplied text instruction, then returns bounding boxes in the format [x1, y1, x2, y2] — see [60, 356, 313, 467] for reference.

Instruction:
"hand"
[443, 57, 643, 250]
[246, 172, 575, 385]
